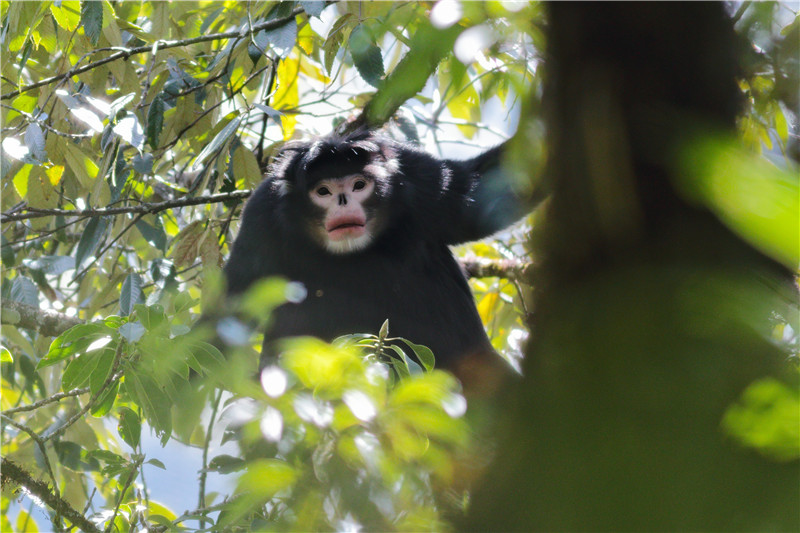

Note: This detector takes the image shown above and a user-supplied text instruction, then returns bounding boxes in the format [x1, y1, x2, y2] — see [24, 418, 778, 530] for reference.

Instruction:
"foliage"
[0, 1, 797, 531]
[1, 1, 535, 530]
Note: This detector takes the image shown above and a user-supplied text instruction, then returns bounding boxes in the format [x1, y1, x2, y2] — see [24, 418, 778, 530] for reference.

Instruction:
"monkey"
[222, 130, 532, 392]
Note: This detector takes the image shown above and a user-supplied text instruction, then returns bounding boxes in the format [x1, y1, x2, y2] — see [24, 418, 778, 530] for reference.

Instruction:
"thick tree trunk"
[465, 3, 798, 531]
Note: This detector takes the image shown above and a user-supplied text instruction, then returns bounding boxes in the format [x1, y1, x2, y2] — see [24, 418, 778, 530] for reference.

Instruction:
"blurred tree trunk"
[465, 3, 798, 531]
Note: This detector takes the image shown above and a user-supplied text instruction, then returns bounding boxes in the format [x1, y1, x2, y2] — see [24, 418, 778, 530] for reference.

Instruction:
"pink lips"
[326, 216, 366, 241]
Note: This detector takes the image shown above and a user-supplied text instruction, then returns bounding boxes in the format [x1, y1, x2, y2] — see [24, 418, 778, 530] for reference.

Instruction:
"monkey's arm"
[223, 183, 282, 295]
[400, 142, 538, 245]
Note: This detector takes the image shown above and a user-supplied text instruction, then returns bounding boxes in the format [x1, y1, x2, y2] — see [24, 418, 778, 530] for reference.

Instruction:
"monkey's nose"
[338, 194, 347, 206]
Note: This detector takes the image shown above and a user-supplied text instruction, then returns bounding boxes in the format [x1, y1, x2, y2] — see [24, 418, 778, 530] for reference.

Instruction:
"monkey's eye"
[353, 180, 367, 191]
[316, 186, 331, 196]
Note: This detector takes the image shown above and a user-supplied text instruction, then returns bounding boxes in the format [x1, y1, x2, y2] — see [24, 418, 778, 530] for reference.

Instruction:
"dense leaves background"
[1, 1, 797, 531]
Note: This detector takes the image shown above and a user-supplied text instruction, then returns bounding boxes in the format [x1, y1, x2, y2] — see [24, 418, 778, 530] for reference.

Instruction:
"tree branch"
[0, 457, 102, 533]
[1, 190, 251, 223]
[461, 257, 533, 283]
[1, 299, 83, 337]
[0, 8, 304, 101]
[2, 386, 90, 416]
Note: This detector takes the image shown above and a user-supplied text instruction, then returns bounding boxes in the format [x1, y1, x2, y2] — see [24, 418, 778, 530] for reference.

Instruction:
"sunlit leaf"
[723, 378, 800, 461]
[677, 136, 800, 268]
[118, 406, 142, 448]
[50, 1, 81, 32]
[39, 323, 112, 368]
[113, 114, 145, 151]
[274, 56, 300, 138]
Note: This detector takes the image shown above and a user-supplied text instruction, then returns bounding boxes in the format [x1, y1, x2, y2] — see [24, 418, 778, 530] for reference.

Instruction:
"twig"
[1, 190, 251, 223]
[0, 458, 102, 533]
[198, 389, 223, 527]
[2, 386, 90, 416]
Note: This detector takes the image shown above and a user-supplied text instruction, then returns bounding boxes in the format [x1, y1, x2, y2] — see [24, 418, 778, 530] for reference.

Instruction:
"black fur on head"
[267, 130, 400, 196]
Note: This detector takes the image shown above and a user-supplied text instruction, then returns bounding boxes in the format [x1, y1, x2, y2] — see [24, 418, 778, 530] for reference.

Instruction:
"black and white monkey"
[223, 130, 531, 391]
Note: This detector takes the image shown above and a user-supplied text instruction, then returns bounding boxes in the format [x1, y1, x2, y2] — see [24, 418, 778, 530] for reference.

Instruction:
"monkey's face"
[306, 174, 383, 254]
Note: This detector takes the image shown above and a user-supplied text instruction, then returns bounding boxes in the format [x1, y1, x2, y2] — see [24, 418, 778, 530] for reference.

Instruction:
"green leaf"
[223, 459, 298, 525]
[10, 276, 38, 307]
[118, 406, 141, 448]
[385, 345, 412, 377]
[146, 94, 165, 149]
[239, 459, 297, 493]
[51, 1, 81, 32]
[400, 339, 436, 371]
[146, 458, 166, 470]
[185, 341, 225, 374]
[301, 1, 325, 17]
[61, 350, 102, 391]
[193, 115, 241, 170]
[349, 25, 384, 88]
[365, 21, 462, 126]
[135, 218, 167, 252]
[90, 347, 116, 395]
[231, 144, 263, 189]
[87, 449, 127, 465]
[127, 369, 172, 443]
[74, 216, 108, 269]
[22, 255, 75, 275]
[135, 304, 167, 332]
[323, 13, 354, 75]
[120, 272, 143, 316]
[1, 346, 13, 363]
[80, 0, 103, 45]
[90, 380, 118, 417]
[39, 323, 111, 369]
[265, 17, 298, 57]
[208, 454, 246, 473]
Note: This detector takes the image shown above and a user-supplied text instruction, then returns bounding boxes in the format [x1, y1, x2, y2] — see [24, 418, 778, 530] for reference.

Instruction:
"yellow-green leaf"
[50, 0, 81, 32]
